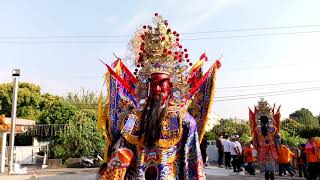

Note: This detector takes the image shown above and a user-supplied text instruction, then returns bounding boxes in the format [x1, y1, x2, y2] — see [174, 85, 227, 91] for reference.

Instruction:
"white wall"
[7, 146, 40, 164]
[207, 140, 218, 162]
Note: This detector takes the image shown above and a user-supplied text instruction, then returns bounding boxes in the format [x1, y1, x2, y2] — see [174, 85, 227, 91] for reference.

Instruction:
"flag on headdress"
[189, 53, 208, 77]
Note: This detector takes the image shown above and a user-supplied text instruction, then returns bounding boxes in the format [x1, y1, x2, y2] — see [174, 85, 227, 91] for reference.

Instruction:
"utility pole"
[8, 69, 20, 174]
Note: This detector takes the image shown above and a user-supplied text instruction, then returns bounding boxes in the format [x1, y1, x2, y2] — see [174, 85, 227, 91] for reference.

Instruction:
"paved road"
[0, 166, 305, 180]
[0, 174, 304, 180]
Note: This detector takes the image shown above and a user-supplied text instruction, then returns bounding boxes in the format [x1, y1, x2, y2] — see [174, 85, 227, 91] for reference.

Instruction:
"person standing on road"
[244, 142, 255, 175]
[223, 135, 232, 169]
[216, 136, 224, 167]
[230, 135, 242, 172]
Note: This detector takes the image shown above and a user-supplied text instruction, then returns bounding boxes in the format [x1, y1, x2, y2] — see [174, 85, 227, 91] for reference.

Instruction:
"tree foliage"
[50, 113, 104, 161]
[289, 108, 319, 129]
[0, 82, 42, 120]
[0, 82, 104, 160]
[279, 130, 306, 147]
[281, 118, 303, 137]
[37, 94, 77, 124]
[209, 119, 251, 142]
[64, 88, 98, 121]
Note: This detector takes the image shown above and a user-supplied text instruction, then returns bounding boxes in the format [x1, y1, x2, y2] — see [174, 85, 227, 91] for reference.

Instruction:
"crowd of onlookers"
[213, 134, 320, 179]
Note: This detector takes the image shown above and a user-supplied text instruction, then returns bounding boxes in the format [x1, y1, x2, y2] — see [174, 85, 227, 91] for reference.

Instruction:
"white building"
[0, 117, 37, 173]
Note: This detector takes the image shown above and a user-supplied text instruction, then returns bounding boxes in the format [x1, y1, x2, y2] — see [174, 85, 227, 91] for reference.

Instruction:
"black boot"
[265, 171, 270, 180]
[270, 172, 274, 180]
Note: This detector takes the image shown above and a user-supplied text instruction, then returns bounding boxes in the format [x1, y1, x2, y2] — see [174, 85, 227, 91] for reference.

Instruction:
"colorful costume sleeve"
[182, 112, 206, 179]
[100, 137, 134, 180]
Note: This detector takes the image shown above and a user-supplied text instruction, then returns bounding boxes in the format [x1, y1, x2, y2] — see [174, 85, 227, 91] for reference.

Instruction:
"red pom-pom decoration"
[163, 48, 167, 52]
[143, 25, 146, 29]
[134, 72, 137, 75]
[184, 48, 187, 52]
[176, 33, 180, 37]
[174, 51, 179, 55]
[141, 35, 145, 40]
[186, 59, 190, 62]
[162, 36, 166, 41]
[215, 60, 222, 69]
[173, 31, 177, 35]
[174, 56, 178, 60]
[168, 51, 172, 55]
[155, 13, 158, 16]
[189, 63, 193, 66]
[164, 20, 168, 26]
[185, 54, 189, 58]
[176, 38, 179, 41]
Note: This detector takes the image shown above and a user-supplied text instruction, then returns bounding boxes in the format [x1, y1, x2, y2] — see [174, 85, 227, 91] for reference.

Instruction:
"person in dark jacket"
[216, 136, 224, 167]
[200, 135, 208, 166]
[297, 144, 308, 178]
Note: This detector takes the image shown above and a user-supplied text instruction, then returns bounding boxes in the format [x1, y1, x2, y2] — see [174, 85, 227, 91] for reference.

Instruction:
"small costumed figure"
[249, 98, 281, 180]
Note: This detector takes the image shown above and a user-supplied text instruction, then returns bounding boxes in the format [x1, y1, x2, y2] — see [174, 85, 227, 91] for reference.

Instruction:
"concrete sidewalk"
[205, 166, 244, 176]
[205, 166, 305, 180]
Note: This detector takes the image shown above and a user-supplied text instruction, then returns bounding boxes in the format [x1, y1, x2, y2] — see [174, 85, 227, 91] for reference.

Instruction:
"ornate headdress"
[249, 98, 281, 135]
[129, 13, 193, 102]
[256, 98, 272, 120]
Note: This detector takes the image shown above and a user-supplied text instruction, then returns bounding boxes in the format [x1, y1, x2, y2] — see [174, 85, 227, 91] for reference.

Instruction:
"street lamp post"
[8, 69, 20, 174]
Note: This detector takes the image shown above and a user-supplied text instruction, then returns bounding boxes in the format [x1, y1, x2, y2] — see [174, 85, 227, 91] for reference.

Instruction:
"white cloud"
[170, 0, 240, 30]
[123, 0, 240, 33]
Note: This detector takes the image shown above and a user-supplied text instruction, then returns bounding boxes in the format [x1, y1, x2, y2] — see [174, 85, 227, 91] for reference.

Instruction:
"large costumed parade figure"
[249, 98, 281, 180]
[97, 13, 221, 180]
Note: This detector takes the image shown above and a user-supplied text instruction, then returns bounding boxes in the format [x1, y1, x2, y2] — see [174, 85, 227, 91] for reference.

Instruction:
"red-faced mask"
[150, 73, 171, 105]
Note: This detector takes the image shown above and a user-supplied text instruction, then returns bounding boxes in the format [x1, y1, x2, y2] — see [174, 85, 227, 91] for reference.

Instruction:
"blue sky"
[1, 0, 320, 119]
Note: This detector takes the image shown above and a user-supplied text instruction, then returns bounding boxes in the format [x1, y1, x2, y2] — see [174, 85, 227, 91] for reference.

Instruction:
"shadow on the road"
[26, 173, 98, 180]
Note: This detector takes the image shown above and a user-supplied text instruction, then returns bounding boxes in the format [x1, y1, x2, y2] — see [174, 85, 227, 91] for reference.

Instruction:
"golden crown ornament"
[129, 13, 193, 102]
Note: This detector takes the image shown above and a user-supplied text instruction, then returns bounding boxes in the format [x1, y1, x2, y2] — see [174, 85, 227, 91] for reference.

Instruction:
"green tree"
[279, 130, 306, 147]
[281, 118, 303, 136]
[0, 82, 42, 120]
[38, 94, 77, 124]
[289, 108, 319, 129]
[64, 88, 98, 121]
[50, 112, 104, 161]
[210, 119, 251, 142]
[280, 118, 306, 146]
